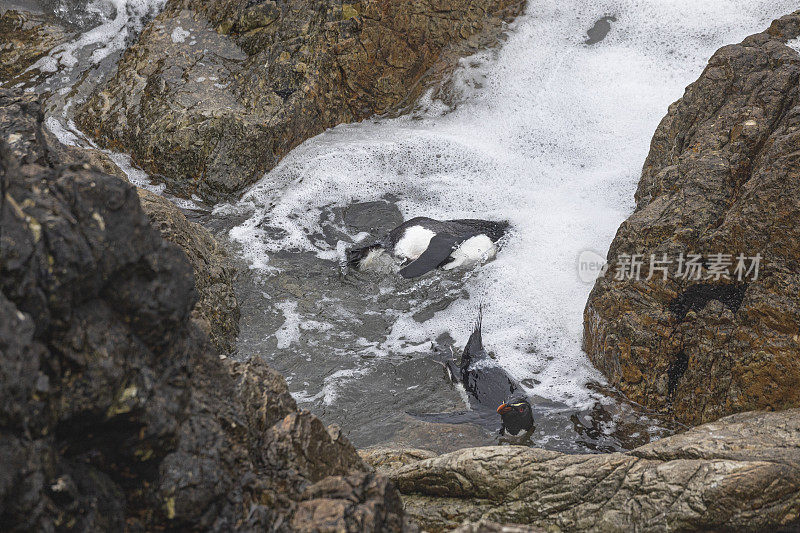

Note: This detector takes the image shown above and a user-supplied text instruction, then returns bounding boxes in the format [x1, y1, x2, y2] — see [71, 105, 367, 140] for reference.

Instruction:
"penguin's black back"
[449, 219, 510, 243]
[387, 217, 509, 248]
[458, 309, 518, 407]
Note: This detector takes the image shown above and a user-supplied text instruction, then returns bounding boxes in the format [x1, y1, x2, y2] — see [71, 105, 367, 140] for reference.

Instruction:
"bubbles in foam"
[274, 301, 302, 349]
[230, 0, 795, 407]
[29, 0, 166, 75]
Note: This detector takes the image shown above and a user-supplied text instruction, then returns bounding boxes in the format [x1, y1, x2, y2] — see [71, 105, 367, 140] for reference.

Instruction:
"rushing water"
[8, 0, 796, 453]
[219, 0, 796, 451]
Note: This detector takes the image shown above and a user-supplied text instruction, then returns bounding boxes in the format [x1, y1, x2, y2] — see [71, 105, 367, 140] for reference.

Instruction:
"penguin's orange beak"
[497, 403, 511, 414]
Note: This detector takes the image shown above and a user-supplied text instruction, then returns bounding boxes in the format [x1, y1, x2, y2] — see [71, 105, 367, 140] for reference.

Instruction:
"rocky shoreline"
[2, 1, 800, 531]
[74, 0, 524, 203]
[583, 11, 800, 426]
[0, 88, 411, 530]
[363, 408, 800, 531]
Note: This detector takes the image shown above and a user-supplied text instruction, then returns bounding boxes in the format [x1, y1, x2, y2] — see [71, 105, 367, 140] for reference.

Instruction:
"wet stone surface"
[585, 15, 616, 45]
[212, 199, 680, 454]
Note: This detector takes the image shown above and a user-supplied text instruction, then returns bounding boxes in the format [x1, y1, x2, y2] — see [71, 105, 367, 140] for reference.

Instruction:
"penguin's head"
[497, 396, 534, 435]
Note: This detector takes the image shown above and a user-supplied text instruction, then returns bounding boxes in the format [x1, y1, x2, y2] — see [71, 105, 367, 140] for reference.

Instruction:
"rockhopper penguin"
[346, 217, 509, 278]
[497, 397, 535, 436]
[445, 307, 519, 408]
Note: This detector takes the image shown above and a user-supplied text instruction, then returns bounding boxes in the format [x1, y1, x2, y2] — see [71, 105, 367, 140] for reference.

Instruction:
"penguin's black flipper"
[463, 307, 485, 362]
[399, 233, 461, 278]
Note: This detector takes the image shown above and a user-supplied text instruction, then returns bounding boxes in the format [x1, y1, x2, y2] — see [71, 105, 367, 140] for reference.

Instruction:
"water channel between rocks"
[9, 0, 796, 454]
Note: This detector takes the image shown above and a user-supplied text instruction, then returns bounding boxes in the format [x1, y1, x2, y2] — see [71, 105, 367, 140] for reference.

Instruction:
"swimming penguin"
[346, 217, 509, 278]
[497, 396, 535, 436]
[445, 308, 519, 408]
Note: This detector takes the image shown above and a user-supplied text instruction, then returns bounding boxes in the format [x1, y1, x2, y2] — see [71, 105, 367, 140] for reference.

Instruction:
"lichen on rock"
[583, 10, 800, 425]
[76, 0, 524, 203]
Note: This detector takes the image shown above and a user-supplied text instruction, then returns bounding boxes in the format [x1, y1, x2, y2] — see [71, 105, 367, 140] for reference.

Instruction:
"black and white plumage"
[411, 309, 535, 438]
[346, 217, 509, 278]
[445, 309, 518, 408]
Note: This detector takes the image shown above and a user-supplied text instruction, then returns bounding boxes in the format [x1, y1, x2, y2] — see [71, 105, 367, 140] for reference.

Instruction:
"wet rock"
[584, 15, 615, 45]
[76, 0, 525, 203]
[0, 9, 69, 84]
[1, 88, 240, 353]
[359, 447, 439, 471]
[453, 521, 545, 533]
[583, 11, 800, 425]
[37, 0, 115, 31]
[137, 189, 240, 353]
[0, 86, 409, 530]
[368, 409, 800, 532]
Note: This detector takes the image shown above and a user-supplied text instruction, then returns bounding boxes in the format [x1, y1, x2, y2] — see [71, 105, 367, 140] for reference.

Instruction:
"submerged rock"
[76, 0, 524, 203]
[368, 409, 800, 532]
[0, 87, 410, 530]
[583, 11, 800, 425]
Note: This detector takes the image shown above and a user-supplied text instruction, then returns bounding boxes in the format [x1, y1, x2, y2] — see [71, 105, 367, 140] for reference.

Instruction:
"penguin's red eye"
[518, 407, 524, 412]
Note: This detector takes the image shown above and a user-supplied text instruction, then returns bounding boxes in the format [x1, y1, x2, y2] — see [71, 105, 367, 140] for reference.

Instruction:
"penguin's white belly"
[394, 226, 435, 260]
[443, 234, 496, 270]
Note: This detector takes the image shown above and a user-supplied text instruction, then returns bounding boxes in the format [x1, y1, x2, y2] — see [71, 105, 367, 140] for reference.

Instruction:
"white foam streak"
[29, 0, 166, 74]
[230, 0, 796, 406]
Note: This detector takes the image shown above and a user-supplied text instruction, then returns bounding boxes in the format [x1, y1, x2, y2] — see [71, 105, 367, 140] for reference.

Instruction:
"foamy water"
[28, 0, 165, 75]
[17, 0, 200, 207]
[227, 0, 795, 408]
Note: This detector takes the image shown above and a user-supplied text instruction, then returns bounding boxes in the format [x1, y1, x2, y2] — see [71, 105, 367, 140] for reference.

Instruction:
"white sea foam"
[274, 300, 302, 349]
[291, 368, 370, 406]
[230, 0, 795, 407]
[29, 0, 166, 75]
[44, 116, 81, 146]
[105, 152, 166, 194]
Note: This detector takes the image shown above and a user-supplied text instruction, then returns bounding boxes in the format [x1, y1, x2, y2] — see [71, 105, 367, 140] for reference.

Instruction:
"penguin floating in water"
[346, 217, 509, 278]
[444, 308, 519, 408]
[412, 308, 534, 439]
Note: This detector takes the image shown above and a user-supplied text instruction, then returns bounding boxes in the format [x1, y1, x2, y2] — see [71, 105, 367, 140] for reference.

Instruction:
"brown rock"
[137, 189, 240, 353]
[373, 409, 800, 532]
[76, 0, 524, 203]
[0, 88, 241, 353]
[360, 447, 439, 471]
[0, 85, 408, 530]
[583, 11, 800, 425]
[291, 472, 415, 532]
[0, 9, 69, 85]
